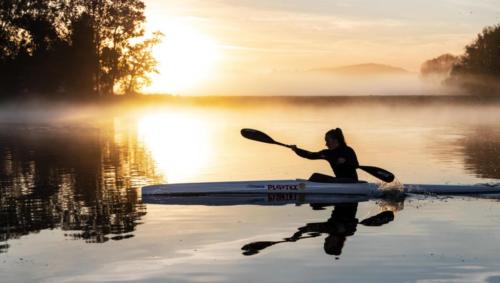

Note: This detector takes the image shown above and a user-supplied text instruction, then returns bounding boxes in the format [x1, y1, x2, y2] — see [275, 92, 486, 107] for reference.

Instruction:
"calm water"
[1, 100, 500, 283]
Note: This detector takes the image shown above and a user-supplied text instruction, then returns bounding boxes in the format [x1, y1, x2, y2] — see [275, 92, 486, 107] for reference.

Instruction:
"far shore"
[1, 94, 500, 111]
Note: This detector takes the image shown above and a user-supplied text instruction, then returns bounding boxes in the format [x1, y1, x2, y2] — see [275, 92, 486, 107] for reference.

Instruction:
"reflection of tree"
[0, 121, 162, 252]
[242, 201, 400, 258]
[460, 128, 500, 179]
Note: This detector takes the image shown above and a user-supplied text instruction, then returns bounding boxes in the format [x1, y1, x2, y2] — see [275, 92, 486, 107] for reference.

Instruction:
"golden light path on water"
[137, 111, 214, 183]
[131, 104, 495, 185]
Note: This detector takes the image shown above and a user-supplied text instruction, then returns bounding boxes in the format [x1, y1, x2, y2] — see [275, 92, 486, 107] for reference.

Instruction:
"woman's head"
[325, 128, 346, 149]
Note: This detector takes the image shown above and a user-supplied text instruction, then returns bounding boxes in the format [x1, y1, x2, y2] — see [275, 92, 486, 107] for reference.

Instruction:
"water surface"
[1, 100, 500, 282]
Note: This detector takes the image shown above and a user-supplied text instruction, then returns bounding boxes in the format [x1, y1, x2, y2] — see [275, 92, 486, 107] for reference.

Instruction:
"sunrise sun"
[145, 21, 221, 94]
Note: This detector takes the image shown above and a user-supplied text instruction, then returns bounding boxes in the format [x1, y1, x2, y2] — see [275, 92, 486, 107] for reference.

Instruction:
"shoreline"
[2, 94, 500, 108]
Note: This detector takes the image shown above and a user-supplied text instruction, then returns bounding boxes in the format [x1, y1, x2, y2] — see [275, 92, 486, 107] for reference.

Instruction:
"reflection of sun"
[145, 21, 221, 94]
[137, 112, 213, 183]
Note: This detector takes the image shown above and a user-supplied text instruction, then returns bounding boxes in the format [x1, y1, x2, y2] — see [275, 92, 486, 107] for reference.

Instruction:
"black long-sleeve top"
[294, 146, 359, 180]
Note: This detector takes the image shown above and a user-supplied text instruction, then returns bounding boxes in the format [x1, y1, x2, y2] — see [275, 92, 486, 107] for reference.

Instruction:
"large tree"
[447, 24, 500, 95]
[420, 54, 458, 77]
[118, 32, 162, 95]
[0, 0, 71, 95]
[69, 0, 149, 96]
[0, 0, 160, 98]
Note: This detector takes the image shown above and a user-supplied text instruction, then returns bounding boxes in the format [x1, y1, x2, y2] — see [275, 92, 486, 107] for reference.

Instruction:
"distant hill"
[311, 63, 410, 75]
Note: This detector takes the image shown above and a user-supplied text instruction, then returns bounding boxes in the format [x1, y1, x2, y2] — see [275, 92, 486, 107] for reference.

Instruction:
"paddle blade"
[359, 165, 395, 183]
[241, 128, 277, 144]
[241, 241, 278, 251]
[360, 211, 394, 226]
[241, 241, 281, 256]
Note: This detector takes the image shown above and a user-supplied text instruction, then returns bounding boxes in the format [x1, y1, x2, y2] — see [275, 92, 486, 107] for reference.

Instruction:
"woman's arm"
[290, 145, 325, 160]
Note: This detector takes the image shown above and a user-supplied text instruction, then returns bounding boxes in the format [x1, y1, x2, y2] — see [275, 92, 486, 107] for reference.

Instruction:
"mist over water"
[1, 98, 500, 282]
[181, 71, 461, 96]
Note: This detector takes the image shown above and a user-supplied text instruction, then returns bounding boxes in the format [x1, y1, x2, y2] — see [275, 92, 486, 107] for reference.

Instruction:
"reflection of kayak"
[142, 193, 370, 206]
[142, 180, 500, 197]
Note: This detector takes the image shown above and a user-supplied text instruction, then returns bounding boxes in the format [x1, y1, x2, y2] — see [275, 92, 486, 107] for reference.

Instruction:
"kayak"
[142, 179, 500, 196]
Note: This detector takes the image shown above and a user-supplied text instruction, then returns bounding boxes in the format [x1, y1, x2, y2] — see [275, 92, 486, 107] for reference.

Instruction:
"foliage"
[0, 0, 160, 98]
[118, 31, 163, 95]
[447, 24, 500, 95]
[420, 54, 458, 77]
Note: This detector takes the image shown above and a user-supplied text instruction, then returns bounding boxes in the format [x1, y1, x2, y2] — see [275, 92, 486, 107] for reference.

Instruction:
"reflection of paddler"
[291, 203, 358, 257]
[242, 203, 395, 257]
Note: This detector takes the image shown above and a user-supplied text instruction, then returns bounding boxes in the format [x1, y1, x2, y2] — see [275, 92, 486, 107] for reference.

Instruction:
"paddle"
[241, 233, 320, 256]
[241, 128, 395, 183]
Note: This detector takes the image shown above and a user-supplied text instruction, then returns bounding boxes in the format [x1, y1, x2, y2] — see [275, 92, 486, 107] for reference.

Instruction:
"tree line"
[421, 24, 500, 95]
[0, 0, 161, 99]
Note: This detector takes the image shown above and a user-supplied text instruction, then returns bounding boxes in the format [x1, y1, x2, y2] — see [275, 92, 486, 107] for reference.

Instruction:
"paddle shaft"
[272, 141, 292, 148]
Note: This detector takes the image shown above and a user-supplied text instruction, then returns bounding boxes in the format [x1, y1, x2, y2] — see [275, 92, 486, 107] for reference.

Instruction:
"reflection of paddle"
[241, 128, 395, 182]
[242, 241, 282, 256]
[242, 233, 320, 256]
[360, 211, 395, 226]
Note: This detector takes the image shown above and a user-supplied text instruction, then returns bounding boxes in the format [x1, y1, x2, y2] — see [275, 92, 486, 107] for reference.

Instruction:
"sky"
[143, 0, 500, 95]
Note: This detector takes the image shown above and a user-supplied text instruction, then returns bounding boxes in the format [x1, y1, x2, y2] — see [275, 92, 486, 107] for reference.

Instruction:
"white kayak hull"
[142, 180, 380, 196]
[404, 183, 500, 194]
[141, 179, 500, 197]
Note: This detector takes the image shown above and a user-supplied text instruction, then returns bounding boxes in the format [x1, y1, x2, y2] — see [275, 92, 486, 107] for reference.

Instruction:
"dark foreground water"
[1, 100, 500, 282]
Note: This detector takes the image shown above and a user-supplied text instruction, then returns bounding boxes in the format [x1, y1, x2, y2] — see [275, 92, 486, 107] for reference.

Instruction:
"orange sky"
[143, 0, 500, 95]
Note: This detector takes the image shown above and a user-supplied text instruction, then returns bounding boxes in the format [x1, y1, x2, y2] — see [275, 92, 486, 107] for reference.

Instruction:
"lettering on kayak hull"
[267, 183, 306, 191]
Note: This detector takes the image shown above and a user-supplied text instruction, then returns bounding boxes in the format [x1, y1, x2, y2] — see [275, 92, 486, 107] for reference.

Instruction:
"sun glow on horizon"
[145, 20, 221, 94]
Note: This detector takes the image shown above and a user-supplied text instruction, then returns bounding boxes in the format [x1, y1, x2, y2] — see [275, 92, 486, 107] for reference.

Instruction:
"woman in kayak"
[290, 128, 359, 182]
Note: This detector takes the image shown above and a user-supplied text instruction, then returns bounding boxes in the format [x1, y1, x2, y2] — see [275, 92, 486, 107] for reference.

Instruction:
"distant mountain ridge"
[311, 63, 410, 75]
